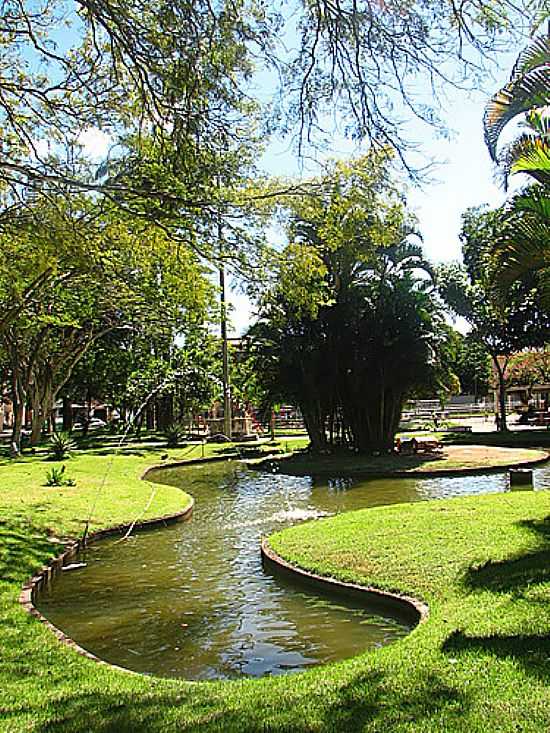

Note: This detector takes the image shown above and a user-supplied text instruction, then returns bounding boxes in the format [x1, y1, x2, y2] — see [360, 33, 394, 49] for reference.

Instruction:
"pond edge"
[261, 538, 429, 628]
[18, 463, 195, 673]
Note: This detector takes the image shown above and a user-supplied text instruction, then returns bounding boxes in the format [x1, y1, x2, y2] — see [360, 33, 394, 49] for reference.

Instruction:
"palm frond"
[484, 68, 550, 160]
[510, 34, 550, 81]
[498, 133, 550, 186]
[493, 188, 550, 308]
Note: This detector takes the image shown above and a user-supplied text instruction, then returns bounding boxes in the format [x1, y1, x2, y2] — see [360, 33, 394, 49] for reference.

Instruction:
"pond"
[36, 459, 550, 681]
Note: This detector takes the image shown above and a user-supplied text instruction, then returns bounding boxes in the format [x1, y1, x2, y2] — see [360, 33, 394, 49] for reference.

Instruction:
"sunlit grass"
[1, 436, 550, 731]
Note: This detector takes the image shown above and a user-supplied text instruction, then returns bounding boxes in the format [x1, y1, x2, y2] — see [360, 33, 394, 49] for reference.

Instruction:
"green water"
[36, 460, 550, 680]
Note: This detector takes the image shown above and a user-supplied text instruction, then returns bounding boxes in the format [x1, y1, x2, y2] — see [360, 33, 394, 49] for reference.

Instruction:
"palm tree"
[484, 33, 550, 185]
[483, 31, 550, 306]
[494, 186, 550, 308]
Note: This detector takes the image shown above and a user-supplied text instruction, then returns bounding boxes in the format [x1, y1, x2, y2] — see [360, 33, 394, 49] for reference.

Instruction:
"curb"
[261, 539, 429, 628]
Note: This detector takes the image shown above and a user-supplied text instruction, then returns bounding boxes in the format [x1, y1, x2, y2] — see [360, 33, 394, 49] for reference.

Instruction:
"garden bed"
[257, 444, 548, 477]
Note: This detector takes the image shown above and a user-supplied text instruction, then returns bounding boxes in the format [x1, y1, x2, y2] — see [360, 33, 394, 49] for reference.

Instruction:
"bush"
[44, 465, 76, 487]
[164, 423, 186, 448]
[48, 431, 76, 460]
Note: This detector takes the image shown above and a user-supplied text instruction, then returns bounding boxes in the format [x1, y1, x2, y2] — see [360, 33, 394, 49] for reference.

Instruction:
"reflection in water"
[37, 458, 550, 680]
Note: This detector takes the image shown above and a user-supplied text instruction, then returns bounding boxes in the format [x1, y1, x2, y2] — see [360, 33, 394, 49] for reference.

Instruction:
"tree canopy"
[246, 155, 454, 452]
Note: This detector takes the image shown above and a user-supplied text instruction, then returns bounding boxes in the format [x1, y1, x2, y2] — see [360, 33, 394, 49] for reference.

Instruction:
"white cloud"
[77, 127, 112, 160]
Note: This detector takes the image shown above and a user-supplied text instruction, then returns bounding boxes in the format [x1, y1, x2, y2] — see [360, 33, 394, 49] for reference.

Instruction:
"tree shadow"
[0, 520, 57, 583]
[463, 516, 550, 595]
[11, 667, 469, 733]
[447, 516, 550, 683]
[443, 630, 550, 683]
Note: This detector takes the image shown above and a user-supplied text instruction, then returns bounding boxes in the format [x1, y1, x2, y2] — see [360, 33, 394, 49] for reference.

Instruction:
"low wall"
[261, 540, 428, 628]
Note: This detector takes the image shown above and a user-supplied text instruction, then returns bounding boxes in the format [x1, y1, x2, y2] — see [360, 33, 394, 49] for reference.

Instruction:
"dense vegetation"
[243, 155, 459, 453]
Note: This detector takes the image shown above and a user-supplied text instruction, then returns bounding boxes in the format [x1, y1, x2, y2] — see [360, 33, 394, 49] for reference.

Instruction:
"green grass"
[269, 487, 550, 731]
[1, 435, 550, 731]
[440, 429, 550, 448]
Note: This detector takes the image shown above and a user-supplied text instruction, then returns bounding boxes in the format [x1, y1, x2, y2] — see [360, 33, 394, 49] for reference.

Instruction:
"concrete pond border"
[261, 539, 429, 628]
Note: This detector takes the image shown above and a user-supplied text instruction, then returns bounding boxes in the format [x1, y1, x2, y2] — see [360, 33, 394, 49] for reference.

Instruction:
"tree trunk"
[492, 354, 508, 432]
[62, 395, 73, 432]
[301, 404, 326, 453]
[30, 408, 43, 446]
[10, 375, 25, 457]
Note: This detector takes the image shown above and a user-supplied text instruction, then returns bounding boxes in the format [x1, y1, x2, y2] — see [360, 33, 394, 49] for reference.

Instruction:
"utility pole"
[218, 212, 232, 440]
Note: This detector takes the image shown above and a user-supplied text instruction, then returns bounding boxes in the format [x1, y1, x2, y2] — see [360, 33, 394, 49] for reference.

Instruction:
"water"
[36, 459, 550, 680]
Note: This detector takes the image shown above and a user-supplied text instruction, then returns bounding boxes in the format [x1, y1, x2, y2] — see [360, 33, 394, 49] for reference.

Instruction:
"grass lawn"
[1, 436, 550, 731]
[440, 429, 550, 449]
[266, 444, 548, 477]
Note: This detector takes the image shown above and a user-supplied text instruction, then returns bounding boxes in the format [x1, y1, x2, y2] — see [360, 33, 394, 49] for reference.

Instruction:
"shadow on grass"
[10, 668, 469, 733]
[446, 516, 550, 682]
[275, 450, 448, 477]
[463, 517, 550, 596]
[0, 520, 56, 583]
[443, 630, 550, 682]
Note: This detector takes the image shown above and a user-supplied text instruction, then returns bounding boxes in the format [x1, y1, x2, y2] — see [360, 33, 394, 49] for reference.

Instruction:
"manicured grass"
[269, 487, 550, 731]
[268, 444, 547, 477]
[441, 428, 550, 449]
[1, 436, 550, 732]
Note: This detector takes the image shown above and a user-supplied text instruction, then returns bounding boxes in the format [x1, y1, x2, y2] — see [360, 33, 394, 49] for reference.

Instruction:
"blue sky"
[74, 45, 522, 337]
[227, 55, 520, 335]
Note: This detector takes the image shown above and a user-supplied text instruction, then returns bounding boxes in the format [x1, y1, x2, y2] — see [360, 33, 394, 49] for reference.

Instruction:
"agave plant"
[164, 423, 185, 448]
[44, 465, 76, 487]
[48, 431, 76, 461]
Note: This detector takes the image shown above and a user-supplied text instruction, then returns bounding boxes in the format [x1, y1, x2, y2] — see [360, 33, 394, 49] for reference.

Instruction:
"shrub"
[48, 431, 76, 460]
[44, 465, 76, 487]
[164, 423, 186, 448]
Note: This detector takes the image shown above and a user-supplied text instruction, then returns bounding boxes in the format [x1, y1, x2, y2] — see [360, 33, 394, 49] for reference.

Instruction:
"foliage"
[164, 423, 186, 448]
[452, 332, 492, 397]
[483, 31, 550, 306]
[48, 432, 77, 461]
[0, 0, 527, 207]
[0, 195, 216, 453]
[44, 465, 76, 488]
[506, 347, 550, 395]
[247, 156, 451, 453]
[439, 205, 550, 429]
[484, 33, 550, 178]
[493, 185, 550, 309]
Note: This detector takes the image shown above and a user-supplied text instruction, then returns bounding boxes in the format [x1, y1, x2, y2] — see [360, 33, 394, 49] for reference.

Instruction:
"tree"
[0, 0, 533, 207]
[453, 333, 492, 399]
[506, 347, 550, 403]
[0, 195, 215, 453]
[483, 31, 550, 307]
[439, 205, 550, 430]
[246, 155, 452, 452]
[484, 34, 550, 184]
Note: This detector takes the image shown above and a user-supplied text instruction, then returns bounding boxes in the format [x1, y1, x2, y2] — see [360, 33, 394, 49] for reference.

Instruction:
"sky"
[75, 48, 521, 338]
